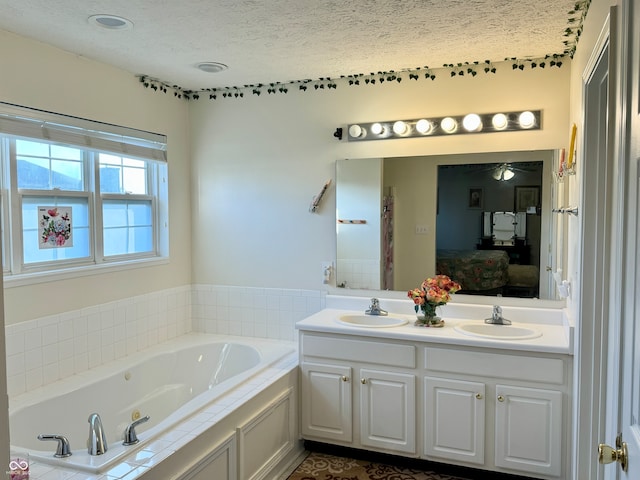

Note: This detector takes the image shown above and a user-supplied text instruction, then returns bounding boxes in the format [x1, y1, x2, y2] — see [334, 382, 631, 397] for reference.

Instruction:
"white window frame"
[0, 103, 169, 286]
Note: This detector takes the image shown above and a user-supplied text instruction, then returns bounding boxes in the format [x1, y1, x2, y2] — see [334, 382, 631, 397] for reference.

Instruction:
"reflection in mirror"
[335, 150, 559, 300]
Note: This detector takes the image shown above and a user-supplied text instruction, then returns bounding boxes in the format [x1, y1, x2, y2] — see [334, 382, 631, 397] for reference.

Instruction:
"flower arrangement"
[407, 275, 461, 326]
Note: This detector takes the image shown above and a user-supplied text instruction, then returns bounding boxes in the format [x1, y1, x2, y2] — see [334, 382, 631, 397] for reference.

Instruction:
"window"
[0, 103, 168, 280]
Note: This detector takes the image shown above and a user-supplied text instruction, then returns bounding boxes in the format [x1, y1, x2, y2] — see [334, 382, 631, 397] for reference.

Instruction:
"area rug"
[287, 452, 470, 480]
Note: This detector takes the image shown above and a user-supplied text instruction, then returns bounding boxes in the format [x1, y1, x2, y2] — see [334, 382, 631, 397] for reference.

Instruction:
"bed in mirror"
[335, 150, 561, 301]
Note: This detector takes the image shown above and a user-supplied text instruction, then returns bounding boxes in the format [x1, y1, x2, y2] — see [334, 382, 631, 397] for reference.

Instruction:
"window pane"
[103, 199, 153, 256]
[99, 154, 147, 195]
[22, 196, 90, 264]
[16, 140, 84, 191]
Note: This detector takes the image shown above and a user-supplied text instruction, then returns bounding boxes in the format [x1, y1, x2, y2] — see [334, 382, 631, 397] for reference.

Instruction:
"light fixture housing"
[88, 14, 133, 30]
[346, 110, 542, 142]
[196, 62, 228, 73]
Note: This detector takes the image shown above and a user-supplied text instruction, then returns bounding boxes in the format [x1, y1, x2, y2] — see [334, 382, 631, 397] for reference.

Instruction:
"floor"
[282, 442, 537, 480]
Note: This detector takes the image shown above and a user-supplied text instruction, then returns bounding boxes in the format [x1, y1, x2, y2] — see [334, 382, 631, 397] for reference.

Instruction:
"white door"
[598, 1, 640, 478]
[608, 0, 640, 477]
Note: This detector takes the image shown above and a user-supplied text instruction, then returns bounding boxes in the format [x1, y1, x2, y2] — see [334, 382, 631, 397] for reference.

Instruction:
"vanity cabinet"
[300, 333, 417, 455]
[299, 329, 571, 479]
[423, 346, 567, 478]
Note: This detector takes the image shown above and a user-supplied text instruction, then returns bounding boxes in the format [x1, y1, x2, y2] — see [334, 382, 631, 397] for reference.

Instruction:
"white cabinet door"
[301, 362, 352, 442]
[359, 369, 416, 454]
[424, 377, 485, 465]
[494, 384, 562, 476]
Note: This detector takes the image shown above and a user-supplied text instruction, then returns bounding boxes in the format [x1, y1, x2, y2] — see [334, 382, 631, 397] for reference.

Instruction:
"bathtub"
[9, 333, 296, 473]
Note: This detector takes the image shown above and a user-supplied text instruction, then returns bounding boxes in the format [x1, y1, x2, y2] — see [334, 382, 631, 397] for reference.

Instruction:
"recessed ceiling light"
[88, 14, 133, 30]
[196, 62, 228, 73]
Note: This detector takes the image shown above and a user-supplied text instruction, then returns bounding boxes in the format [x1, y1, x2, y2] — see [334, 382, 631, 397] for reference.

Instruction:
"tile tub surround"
[5, 285, 325, 397]
[5, 286, 192, 397]
[190, 285, 325, 340]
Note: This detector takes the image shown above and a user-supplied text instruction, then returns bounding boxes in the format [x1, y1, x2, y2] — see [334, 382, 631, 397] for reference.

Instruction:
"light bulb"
[440, 117, 457, 133]
[462, 113, 482, 132]
[349, 124, 363, 138]
[370, 123, 384, 135]
[392, 121, 408, 135]
[492, 113, 508, 130]
[416, 119, 432, 134]
[519, 111, 536, 129]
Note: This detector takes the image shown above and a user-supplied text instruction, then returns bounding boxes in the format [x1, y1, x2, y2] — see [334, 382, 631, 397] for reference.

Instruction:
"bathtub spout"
[87, 413, 108, 455]
[123, 415, 150, 446]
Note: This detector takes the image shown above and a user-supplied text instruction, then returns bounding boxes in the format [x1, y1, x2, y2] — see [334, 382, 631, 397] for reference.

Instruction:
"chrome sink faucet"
[87, 413, 108, 455]
[485, 305, 511, 325]
[365, 298, 388, 316]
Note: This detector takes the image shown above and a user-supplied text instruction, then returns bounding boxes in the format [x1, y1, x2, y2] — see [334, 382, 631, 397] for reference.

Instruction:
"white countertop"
[296, 307, 573, 355]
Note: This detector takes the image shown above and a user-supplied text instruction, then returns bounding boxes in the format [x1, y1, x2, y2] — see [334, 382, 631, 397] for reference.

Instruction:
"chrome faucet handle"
[123, 415, 150, 446]
[370, 298, 380, 308]
[38, 434, 72, 458]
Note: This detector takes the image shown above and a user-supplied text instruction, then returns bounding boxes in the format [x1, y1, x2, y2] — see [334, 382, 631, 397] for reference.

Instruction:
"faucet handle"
[370, 298, 379, 307]
[123, 415, 150, 446]
[38, 434, 72, 458]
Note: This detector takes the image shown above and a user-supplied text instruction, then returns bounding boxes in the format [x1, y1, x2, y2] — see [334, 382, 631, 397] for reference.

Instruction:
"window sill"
[3, 256, 170, 288]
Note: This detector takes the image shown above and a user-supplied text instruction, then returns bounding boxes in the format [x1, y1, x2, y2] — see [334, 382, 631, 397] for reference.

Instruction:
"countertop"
[295, 307, 573, 355]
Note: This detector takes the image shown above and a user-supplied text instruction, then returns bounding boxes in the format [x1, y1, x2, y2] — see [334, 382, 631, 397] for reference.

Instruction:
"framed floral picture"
[515, 186, 540, 212]
[38, 206, 73, 249]
[468, 187, 483, 209]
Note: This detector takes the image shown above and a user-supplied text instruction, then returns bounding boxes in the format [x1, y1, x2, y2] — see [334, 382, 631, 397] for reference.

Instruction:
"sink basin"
[336, 314, 408, 328]
[454, 322, 542, 340]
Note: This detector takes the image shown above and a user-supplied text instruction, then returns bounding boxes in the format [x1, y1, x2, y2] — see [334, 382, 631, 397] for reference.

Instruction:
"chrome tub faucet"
[365, 298, 388, 316]
[87, 412, 108, 455]
[38, 434, 72, 458]
[485, 305, 512, 325]
[123, 415, 150, 446]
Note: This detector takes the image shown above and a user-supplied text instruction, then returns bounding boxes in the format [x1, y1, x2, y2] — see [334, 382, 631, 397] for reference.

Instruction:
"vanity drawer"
[302, 333, 415, 368]
[424, 348, 565, 384]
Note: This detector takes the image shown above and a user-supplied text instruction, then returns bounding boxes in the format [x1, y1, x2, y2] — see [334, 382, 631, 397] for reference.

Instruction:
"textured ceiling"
[0, 0, 585, 92]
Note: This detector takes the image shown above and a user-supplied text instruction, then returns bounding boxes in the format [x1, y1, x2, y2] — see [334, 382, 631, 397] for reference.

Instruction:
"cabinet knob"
[341, 376, 349, 382]
[361, 378, 367, 384]
[475, 393, 483, 400]
[497, 395, 505, 402]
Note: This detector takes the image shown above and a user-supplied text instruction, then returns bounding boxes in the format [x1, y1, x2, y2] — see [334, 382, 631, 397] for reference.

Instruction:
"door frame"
[573, 9, 620, 480]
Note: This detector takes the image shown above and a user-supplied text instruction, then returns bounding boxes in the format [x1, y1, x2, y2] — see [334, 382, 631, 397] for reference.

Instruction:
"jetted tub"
[9, 333, 296, 473]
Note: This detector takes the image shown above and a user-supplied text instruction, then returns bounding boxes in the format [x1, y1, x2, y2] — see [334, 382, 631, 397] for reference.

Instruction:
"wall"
[0, 30, 193, 325]
[189, 66, 570, 293]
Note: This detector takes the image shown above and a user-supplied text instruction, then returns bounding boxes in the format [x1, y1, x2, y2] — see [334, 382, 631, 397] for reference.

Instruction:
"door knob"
[598, 433, 628, 472]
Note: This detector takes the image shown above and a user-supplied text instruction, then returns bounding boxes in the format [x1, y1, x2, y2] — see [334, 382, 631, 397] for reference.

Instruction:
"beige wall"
[189, 62, 570, 291]
[0, 30, 192, 325]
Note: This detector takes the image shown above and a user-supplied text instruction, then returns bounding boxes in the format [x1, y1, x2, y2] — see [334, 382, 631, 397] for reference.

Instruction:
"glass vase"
[414, 305, 444, 327]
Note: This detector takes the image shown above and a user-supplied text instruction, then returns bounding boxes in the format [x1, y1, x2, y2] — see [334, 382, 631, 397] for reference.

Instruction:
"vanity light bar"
[346, 110, 541, 142]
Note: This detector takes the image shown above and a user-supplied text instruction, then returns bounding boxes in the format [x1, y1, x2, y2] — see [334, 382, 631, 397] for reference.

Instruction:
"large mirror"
[335, 150, 561, 300]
